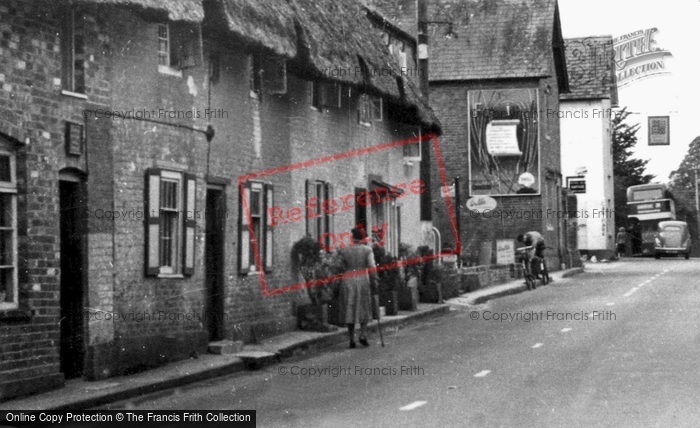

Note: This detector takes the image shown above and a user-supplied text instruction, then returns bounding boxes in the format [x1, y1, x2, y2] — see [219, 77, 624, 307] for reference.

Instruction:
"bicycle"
[515, 246, 536, 290]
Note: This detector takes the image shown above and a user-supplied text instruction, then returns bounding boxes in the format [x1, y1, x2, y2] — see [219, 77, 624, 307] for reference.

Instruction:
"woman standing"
[337, 228, 378, 348]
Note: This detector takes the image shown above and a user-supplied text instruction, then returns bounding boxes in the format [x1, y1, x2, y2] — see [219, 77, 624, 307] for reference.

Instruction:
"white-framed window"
[157, 24, 170, 67]
[0, 150, 17, 310]
[145, 169, 196, 277]
[61, 8, 86, 96]
[239, 181, 274, 274]
[157, 23, 202, 76]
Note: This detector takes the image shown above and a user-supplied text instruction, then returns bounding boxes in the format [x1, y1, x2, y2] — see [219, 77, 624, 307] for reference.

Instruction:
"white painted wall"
[560, 99, 615, 254]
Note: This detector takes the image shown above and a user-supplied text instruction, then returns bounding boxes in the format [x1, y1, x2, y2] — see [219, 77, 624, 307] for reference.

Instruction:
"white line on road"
[532, 343, 544, 349]
[474, 370, 491, 378]
[623, 287, 639, 297]
[606, 302, 615, 306]
[561, 328, 572, 333]
[400, 401, 427, 411]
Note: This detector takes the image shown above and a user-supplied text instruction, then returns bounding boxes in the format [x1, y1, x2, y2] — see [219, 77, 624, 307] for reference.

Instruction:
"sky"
[557, 0, 700, 183]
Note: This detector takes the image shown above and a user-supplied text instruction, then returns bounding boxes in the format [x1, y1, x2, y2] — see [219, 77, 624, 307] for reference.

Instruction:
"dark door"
[205, 187, 225, 341]
[355, 187, 367, 234]
[59, 180, 86, 379]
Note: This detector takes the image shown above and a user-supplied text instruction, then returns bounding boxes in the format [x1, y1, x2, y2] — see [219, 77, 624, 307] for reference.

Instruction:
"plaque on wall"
[65, 121, 84, 156]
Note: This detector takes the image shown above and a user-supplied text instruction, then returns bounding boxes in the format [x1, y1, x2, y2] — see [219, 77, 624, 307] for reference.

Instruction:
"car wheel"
[685, 252, 690, 260]
[654, 253, 660, 259]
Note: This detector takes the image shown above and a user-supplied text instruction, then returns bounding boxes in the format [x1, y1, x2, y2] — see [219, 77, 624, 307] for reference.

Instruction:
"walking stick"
[375, 294, 385, 347]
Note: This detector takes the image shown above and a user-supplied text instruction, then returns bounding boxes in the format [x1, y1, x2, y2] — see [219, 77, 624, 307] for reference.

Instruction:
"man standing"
[616, 227, 628, 259]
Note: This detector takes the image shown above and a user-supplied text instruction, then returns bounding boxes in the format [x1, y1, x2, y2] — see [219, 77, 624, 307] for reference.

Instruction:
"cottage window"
[249, 54, 288, 100]
[61, 9, 86, 95]
[0, 151, 17, 310]
[311, 81, 342, 110]
[239, 181, 274, 274]
[358, 94, 382, 125]
[158, 23, 202, 76]
[305, 180, 334, 249]
[145, 169, 196, 277]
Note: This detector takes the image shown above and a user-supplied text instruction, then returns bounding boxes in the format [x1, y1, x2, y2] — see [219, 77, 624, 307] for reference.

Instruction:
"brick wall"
[0, 0, 112, 400]
[429, 76, 565, 270]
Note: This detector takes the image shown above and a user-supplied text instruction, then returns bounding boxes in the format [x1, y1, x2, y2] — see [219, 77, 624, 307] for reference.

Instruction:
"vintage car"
[654, 220, 691, 259]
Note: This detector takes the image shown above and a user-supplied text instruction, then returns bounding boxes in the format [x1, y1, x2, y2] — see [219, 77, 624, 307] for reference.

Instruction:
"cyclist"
[517, 231, 546, 278]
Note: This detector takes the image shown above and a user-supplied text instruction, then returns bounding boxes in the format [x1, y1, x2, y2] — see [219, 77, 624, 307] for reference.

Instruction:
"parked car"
[654, 221, 691, 259]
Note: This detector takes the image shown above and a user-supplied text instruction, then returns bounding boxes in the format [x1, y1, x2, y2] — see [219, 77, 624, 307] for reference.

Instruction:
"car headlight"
[655, 238, 661, 246]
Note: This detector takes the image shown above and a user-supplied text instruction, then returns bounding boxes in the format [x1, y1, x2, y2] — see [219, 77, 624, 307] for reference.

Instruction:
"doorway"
[59, 178, 86, 379]
[205, 186, 226, 341]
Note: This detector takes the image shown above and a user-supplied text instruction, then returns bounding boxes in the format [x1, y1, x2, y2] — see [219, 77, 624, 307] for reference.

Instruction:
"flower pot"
[399, 277, 419, 311]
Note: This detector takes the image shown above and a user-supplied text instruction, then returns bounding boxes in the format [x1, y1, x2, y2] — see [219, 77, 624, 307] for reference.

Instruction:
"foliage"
[372, 244, 401, 293]
[290, 236, 343, 306]
[613, 107, 655, 228]
[668, 136, 700, 241]
[398, 243, 420, 280]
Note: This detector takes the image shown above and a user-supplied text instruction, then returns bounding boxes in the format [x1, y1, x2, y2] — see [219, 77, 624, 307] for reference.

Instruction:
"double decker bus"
[627, 183, 676, 255]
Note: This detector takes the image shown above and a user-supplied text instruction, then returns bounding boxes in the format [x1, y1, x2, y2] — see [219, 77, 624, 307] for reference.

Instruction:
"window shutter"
[305, 179, 316, 239]
[264, 184, 274, 272]
[263, 57, 287, 95]
[371, 97, 383, 122]
[238, 181, 251, 274]
[145, 169, 161, 276]
[183, 173, 196, 276]
[326, 182, 334, 249]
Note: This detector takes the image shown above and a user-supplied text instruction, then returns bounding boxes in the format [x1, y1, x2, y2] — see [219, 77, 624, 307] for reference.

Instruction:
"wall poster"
[468, 88, 540, 195]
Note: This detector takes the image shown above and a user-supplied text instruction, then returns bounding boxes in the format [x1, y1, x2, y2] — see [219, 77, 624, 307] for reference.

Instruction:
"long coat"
[337, 244, 378, 324]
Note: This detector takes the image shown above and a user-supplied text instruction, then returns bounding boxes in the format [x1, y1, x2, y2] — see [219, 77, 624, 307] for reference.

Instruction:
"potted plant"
[398, 243, 419, 311]
[290, 236, 340, 332]
[372, 244, 401, 316]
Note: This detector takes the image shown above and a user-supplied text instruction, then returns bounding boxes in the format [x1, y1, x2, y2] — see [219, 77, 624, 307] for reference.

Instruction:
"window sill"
[157, 273, 185, 279]
[158, 65, 183, 77]
[0, 307, 33, 321]
[61, 89, 88, 100]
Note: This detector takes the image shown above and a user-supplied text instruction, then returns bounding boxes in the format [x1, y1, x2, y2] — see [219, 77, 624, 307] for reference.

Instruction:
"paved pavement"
[0, 266, 583, 411]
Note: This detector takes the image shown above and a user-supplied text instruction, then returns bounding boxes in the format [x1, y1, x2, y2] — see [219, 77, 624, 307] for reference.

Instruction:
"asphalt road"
[104, 259, 700, 428]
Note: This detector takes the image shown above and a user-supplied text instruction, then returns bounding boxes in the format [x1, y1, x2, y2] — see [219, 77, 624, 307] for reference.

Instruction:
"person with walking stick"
[337, 228, 378, 348]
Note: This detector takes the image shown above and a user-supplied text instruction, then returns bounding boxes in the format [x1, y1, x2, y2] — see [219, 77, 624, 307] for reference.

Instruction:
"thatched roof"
[77, 0, 204, 22]
[560, 36, 618, 106]
[290, 0, 400, 99]
[204, 0, 297, 58]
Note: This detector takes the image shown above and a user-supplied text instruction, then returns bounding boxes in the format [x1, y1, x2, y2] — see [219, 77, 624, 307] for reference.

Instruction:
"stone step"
[208, 340, 244, 355]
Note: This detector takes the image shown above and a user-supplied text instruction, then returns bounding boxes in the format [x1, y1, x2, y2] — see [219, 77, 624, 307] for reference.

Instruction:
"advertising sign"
[648, 116, 670, 146]
[468, 88, 540, 196]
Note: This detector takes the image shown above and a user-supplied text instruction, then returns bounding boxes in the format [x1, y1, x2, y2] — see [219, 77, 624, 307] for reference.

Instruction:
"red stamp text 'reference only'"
[238, 133, 460, 297]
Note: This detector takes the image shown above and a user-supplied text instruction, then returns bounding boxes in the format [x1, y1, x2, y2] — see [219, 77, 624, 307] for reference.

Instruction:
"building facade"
[560, 36, 618, 260]
[0, 0, 438, 401]
[370, 0, 572, 269]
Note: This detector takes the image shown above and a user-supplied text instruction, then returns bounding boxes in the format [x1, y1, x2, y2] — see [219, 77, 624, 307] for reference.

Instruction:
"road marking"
[532, 343, 544, 349]
[606, 302, 615, 306]
[400, 401, 427, 411]
[623, 287, 639, 297]
[474, 370, 491, 378]
[561, 328, 572, 333]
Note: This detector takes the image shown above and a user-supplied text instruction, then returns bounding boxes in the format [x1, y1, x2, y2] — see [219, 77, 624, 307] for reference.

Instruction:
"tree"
[612, 107, 654, 229]
[668, 136, 700, 248]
